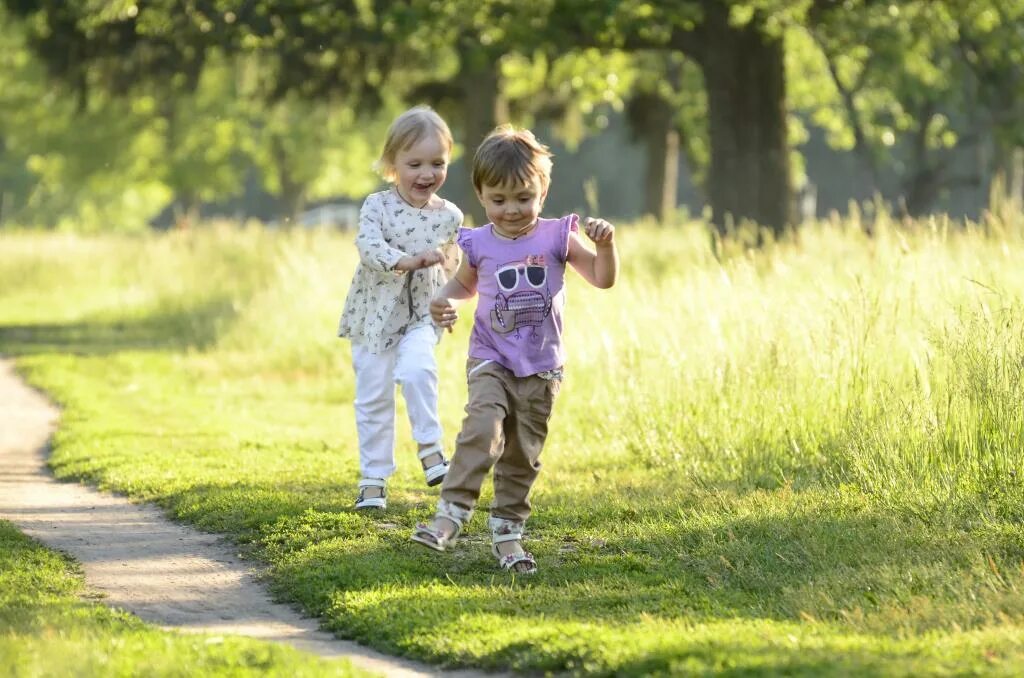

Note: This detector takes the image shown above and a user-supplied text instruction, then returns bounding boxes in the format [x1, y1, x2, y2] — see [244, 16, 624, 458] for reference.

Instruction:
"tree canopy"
[1, 0, 1021, 230]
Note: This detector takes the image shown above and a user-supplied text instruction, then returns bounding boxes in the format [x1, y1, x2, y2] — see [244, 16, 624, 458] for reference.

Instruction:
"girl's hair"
[472, 125, 554, 193]
[376, 106, 453, 182]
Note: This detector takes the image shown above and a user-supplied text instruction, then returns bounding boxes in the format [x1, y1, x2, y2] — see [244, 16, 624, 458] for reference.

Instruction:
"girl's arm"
[430, 256, 478, 330]
[354, 194, 439, 272]
[567, 217, 618, 288]
[354, 194, 406, 272]
[440, 241, 462, 281]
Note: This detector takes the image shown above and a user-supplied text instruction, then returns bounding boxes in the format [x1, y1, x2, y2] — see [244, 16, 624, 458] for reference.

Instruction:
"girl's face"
[392, 133, 450, 208]
[477, 174, 548, 238]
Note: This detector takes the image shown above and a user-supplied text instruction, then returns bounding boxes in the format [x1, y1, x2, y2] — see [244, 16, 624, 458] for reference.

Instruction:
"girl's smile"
[393, 134, 450, 209]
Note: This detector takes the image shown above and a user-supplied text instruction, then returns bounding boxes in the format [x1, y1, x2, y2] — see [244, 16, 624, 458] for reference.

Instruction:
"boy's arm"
[567, 217, 618, 288]
[430, 257, 478, 330]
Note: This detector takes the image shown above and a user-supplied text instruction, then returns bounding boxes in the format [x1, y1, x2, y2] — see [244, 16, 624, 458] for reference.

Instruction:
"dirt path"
[0, 359, 484, 677]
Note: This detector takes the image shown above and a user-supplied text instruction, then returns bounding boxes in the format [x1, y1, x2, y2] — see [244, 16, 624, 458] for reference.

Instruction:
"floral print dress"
[338, 188, 463, 353]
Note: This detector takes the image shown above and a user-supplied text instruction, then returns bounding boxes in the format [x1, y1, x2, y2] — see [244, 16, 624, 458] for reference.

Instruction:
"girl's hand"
[394, 248, 445, 272]
[583, 218, 615, 246]
[416, 248, 446, 268]
[430, 296, 458, 332]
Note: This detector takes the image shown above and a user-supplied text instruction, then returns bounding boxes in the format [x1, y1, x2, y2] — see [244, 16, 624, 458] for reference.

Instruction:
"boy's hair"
[376, 106, 453, 182]
[472, 125, 554, 193]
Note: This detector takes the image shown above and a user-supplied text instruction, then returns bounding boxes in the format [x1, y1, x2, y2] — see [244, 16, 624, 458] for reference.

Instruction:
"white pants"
[351, 325, 442, 480]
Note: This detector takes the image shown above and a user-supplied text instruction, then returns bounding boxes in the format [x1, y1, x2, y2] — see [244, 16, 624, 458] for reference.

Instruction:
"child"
[338, 106, 463, 510]
[411, 125, 619, 573]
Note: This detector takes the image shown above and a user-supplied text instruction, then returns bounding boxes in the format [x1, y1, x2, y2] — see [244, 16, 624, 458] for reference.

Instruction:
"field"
[2, 210, 1024, 675]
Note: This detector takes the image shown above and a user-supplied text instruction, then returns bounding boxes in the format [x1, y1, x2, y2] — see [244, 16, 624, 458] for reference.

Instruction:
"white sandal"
[490, 516, 538, 574]
[354, 478, 386, 510]
[417, 443, 449, 487]
[410, 499, 472, 551]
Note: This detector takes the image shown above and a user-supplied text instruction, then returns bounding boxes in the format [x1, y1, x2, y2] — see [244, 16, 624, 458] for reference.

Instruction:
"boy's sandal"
[410, 499, 472, 552]
[354, 478, 386, 510]
[417, 443, 449, 487]
[489, 516, 538, 575]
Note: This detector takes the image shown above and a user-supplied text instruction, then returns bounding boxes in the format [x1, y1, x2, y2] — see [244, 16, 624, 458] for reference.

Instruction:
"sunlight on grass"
[0, 522, 365, 676]
[3, 210, 1024, 674]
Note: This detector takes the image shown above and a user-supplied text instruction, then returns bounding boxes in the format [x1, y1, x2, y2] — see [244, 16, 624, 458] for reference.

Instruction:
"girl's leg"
[393, 326, 446, 480]
[351, 344, 398, 485]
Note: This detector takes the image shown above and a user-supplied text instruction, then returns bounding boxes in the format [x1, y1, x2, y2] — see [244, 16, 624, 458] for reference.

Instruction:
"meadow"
[2, 208, 1024, 675]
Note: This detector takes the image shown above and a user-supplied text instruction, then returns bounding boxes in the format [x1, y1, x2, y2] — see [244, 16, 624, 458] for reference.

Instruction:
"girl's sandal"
[354, 478, 386, 510]
[489, 516, 538, 575]
[410, 499, 472, 552]
[417, 443, 449, 487]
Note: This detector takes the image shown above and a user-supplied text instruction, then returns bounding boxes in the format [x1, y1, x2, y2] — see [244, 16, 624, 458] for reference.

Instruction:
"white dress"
[338, 188, 463, 353]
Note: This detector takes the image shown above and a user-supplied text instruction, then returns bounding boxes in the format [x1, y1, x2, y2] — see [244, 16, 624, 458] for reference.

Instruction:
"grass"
[0, 521, 366, 676]
[2, 211, 1024, 675]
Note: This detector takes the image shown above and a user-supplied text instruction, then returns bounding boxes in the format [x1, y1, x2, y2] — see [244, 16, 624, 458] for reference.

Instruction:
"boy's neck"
[491, 219, 539, 240]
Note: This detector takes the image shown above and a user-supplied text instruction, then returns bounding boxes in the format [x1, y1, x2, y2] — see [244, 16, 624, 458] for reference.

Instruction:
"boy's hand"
[583, 218, 615, 246]
[430, 296, 458, 333]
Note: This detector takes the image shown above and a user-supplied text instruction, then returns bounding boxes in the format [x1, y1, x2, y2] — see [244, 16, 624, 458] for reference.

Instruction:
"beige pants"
[440, 358, 561, 521]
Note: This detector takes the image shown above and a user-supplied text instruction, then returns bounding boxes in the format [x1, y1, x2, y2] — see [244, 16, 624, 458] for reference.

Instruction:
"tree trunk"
[699, 3, 792, 235]
[635, 94, 680, 224]
[0, 134, 6, 226]
[172, 194, 200, 229]
[1011, 147, 1024, 209]
[458, 44, 506, 225]
[272, 137, 307, 224]
[282, 185, 307, 225]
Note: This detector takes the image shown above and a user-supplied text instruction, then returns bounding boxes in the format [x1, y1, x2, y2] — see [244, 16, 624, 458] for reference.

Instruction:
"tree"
[9, 0, 1020, 231]
[3, 0, 799, 231]
[802, 0, 1024, 216]
[0, 6, 170, 230]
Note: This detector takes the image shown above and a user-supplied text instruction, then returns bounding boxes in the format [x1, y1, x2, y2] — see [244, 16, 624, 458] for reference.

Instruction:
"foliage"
[2, 0, 1023, 229]
[798, 0, 1024, 213]
[0, 7, 169, 230]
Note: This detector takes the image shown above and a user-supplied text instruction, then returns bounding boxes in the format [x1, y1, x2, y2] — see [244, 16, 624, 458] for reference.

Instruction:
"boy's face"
[393, 133, 450, 208]
[476, 175, 548, 235]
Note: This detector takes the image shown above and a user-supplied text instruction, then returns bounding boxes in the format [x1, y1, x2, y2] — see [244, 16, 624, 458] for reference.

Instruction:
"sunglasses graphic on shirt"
[495, 264, 547, 291]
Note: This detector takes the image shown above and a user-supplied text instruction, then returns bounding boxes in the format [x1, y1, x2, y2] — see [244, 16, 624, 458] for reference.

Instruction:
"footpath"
[0, 358, 487, 678]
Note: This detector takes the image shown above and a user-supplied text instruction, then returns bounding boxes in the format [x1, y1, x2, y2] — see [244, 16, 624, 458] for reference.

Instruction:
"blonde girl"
[338, 106, 463, 510]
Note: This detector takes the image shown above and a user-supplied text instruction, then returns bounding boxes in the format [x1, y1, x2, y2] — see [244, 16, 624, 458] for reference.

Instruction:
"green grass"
[0, 521, 365, 676]
[3, 212, 1024, 675]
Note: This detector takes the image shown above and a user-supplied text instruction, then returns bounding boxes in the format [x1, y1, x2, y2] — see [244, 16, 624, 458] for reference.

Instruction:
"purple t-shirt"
[457, 215, 578, 377]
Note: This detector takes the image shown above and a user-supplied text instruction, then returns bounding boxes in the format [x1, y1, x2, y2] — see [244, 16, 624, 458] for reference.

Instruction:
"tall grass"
[4, 209, 1024, 673]
[5, 213, 1023, 503]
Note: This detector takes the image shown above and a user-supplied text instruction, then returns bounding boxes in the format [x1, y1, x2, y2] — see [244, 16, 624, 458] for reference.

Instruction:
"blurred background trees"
[0, 0, 1021, 233]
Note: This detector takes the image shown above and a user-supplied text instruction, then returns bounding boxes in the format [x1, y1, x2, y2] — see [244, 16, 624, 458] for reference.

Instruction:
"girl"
[338, 106, 463, 510]
[411, 125, 619, 573]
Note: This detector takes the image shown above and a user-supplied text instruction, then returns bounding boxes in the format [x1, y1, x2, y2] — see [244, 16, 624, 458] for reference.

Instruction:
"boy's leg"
[351, 344, 398, 484]
[412, 359, 509, 548]
[490, 374, 560, 572]
[492, 374, 559, 521]
[393, 326, 445, 479]
[440, 359, 510, 510]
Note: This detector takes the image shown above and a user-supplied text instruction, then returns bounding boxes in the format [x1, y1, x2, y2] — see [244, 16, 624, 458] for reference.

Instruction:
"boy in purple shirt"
[411, 125, 619, 574]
